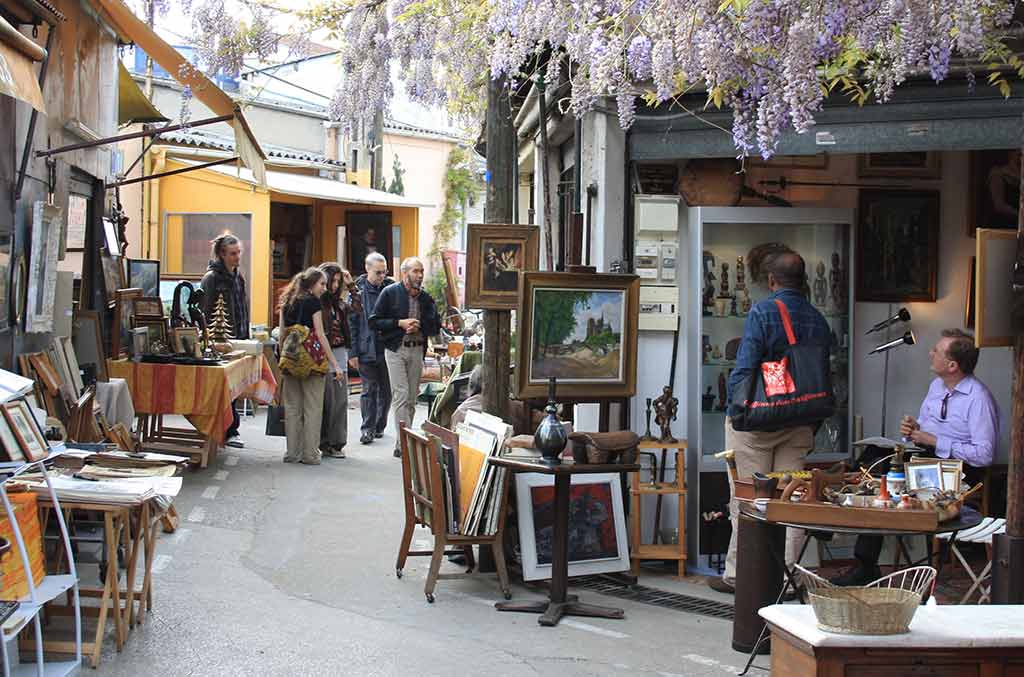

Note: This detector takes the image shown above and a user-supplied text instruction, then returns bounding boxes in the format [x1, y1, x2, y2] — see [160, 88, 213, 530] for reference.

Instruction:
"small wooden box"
[765, 500, 938, 532]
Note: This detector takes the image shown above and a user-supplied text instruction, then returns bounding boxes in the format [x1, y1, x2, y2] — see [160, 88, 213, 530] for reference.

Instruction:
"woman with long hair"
[278, 267, 342, 465]
[318, 262, 360, 458]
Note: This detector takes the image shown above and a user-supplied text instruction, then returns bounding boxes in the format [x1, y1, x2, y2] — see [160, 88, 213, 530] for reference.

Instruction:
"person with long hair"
[278, 267, 342, 465]
[318, 262, 360, 458]
[201, 233, 249, 447]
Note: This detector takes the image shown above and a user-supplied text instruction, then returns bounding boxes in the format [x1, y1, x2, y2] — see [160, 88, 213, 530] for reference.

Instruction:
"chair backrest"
[399, 421, 446, 534]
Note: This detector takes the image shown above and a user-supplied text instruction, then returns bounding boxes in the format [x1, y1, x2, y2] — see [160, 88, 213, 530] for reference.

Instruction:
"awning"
[89, 0, 266, 186]
[0, 16, 45, 112]
[118, 61, 167, 125]
[172, 158, 434, 209]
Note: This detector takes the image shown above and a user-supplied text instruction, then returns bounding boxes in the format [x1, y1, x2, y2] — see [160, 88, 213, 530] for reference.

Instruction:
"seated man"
[450, 365, 483, 429]
[833, 328, 1000, 586]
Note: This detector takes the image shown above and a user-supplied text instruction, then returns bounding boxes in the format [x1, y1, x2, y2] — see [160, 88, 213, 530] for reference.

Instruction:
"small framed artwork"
[967, 149, 1020, 234]
[515, 272, 640, 400]
[0, 414, 25, 463]
[134, 316, 169, 352]
[465, 224, 540, 309]
[172, 327, 201, 358]
[133, 296, 164, 318]
[907, 460, 944, 491]
[940, 460, 963, 493]
[515, 472, 630, 581]
[130, 327, 149, 357]
[748, 154, 829, 170]
[3, 401, 49, 462]
[111, 288, 143, 358]
[127, 259, 160, 298]
[857, 152, 941, 179]
[102, 217, 120, 254]
[856, 189, 939, 302]
[101, 254, 125, 304]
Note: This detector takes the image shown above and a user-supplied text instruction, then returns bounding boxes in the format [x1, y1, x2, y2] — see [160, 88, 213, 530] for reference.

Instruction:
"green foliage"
[388, 154, 405, 196]
[427, 146, 482, 266]
[532, 290, 591, 357]
[584, 329, 618, 352]
[424, 270, 448, 306]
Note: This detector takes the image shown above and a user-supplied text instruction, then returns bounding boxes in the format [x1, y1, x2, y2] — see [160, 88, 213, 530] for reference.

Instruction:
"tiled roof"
[156, 128, 346, 168]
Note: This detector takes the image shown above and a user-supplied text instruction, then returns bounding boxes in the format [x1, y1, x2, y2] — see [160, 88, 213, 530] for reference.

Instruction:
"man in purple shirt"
[834, 328, 999, 586]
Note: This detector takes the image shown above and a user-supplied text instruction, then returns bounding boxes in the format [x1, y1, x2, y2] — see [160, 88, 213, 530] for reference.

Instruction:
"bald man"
[369, 257, 441, 457]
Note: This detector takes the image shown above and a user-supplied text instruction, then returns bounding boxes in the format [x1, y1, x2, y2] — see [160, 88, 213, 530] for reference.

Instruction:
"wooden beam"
[482, 73, 515, 422]
[1008, 145, 1024, 540]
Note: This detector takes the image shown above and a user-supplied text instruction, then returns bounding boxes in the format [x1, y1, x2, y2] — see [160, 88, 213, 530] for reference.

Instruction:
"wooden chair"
[395, 422, 512, 603]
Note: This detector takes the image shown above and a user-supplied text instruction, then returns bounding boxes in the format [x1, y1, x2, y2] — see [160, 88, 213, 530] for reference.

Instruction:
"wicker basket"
[794, 565, 936, 635]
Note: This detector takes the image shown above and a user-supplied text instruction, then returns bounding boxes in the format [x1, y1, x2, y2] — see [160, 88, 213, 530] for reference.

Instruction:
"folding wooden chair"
[395, 422, 512, 603]
[934, 517, 1007, 604]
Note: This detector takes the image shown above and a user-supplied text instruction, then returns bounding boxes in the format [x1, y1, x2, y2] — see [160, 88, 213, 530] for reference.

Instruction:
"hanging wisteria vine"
[158, 0, 1021, 158]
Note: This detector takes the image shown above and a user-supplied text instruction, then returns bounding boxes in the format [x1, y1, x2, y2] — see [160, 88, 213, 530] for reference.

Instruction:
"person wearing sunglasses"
[833, 328, 1000, 586]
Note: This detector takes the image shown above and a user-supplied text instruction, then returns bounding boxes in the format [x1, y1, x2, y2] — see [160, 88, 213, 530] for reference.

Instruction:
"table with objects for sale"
[107, 356, 277, 467]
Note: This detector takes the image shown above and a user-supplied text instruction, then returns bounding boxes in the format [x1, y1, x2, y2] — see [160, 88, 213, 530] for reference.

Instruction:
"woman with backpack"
[318, 262, 361, 458]
[277, 267, 343, 465]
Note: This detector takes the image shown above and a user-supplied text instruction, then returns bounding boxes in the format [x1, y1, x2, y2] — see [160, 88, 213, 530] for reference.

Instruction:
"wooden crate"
[765, 500, 938, 532]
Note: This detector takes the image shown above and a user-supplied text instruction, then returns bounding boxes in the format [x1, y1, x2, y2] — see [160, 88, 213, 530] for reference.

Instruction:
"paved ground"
[81, 404, 751, 676]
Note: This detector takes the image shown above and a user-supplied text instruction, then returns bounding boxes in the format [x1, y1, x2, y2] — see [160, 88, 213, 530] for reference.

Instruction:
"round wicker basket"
[795, 565, 936, 635]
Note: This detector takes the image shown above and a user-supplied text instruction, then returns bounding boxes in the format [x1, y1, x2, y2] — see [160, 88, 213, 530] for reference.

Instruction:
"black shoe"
[708, 577, 735, 594]
[360, 433, 374, 445]
[830, 564, 881, 587]
[374, 432, 384, 439]
[225, 439, 244, 449]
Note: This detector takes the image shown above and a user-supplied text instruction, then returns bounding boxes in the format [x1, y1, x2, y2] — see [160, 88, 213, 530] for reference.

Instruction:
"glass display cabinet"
[684, 207, 855, 573]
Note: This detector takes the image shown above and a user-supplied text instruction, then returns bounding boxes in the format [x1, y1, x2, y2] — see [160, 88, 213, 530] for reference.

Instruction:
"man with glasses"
[349, 253, 395, 445]
[833, 328, 1000, 586]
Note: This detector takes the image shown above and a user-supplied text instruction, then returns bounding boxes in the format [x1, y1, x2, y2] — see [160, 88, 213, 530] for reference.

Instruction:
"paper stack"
[454, 411, 513, 537]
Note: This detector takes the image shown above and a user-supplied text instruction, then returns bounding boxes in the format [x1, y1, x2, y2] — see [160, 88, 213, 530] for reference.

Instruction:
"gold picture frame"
[465, 224, 540, 310]
[515, 272, 640, 400]
[3, 401, 49, 462]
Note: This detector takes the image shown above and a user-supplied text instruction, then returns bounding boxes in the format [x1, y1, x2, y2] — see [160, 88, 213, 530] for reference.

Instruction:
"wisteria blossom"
[158, 0, 1021, 158]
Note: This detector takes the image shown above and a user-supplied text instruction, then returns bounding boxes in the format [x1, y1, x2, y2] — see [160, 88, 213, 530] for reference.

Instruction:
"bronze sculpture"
[652, 386, 678, 443]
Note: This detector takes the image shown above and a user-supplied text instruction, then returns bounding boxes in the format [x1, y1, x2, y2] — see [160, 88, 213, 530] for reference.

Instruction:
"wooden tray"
[765, 500, 938, 532]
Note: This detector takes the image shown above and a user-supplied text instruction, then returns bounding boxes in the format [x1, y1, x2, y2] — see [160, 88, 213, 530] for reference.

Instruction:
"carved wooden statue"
[652, 386, 679, 443]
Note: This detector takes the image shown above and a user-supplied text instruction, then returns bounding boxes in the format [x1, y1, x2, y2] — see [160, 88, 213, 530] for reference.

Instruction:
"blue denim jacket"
[726, 289, 833, 406]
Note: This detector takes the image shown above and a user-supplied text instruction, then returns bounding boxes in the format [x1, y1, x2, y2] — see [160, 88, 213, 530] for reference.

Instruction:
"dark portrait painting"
[481, 239, 522, 292]
[857, 189, 939, 302]
[529, 482, 619, 566]
[969, 149, 1021, 234]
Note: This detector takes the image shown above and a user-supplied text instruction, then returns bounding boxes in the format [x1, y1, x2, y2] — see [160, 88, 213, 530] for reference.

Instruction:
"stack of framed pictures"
[131, 296, 170, 355]
[0, 400, 49, 463]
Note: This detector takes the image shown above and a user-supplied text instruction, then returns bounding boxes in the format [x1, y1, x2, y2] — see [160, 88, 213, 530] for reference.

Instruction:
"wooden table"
[108, 355, 276, 467]
[760, 604, 1024, 676]
[489, 456, 640, 627]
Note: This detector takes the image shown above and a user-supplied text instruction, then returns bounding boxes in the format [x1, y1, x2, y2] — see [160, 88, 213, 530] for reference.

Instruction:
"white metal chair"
[934, 517, 1007, 604]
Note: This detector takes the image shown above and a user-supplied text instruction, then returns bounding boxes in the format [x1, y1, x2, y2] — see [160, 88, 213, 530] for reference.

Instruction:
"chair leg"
[462, 545, 476, 574]
[491, 538, 512, 600]
[395, 518, 416, 579]
[424, 537, 445, 603]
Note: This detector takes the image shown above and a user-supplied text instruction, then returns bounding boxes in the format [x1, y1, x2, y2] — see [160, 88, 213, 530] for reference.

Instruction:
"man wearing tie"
[834, 328, 1000, 586]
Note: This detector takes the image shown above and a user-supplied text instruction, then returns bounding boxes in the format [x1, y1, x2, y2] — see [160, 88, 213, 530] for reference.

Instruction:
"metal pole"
[105, 156, 239, 188]
[35, 114, 234, 158]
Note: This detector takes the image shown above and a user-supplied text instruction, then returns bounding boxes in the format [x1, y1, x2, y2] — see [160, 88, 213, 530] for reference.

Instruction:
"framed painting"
[132, 296, 164, 318]
[26, 201, 62, 334]
[967, 149, 1020, 234]
[857, 152, 941, 179]
[111, 288, 142, 358]
[3, 400, 49, 462]
[101, 253, 125, 303]
[0, 413, 25, 463]
[515, 472, 630, 581]
[856, 189, 939, 302]
[72, 309, 109, 383]
[466, 224, 539, 309]
[515, 272, 640, 400]
[127, 259, 160, 298]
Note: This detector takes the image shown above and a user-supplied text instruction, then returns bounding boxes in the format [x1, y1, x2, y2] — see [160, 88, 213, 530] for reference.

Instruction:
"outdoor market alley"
[93, 404, 742, 677]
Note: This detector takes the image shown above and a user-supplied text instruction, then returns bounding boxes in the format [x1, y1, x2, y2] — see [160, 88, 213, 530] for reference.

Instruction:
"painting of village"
[529, 288, 626, 383]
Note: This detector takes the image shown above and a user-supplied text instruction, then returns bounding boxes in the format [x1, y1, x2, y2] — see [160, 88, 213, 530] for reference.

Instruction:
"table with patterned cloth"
[107, 356, 277, 466]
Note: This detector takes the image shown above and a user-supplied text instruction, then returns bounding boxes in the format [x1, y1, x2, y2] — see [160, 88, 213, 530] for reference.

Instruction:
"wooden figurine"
[208, 293, 235, 343]
[652, 386, 678, 443]
[717, 371, 727, 411]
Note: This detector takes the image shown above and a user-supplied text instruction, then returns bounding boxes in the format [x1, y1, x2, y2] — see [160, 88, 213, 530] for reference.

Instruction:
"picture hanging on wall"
[856, 189, 939, 303]
[968, 149, 1020, 234]
[26, 202, 63, 334]
[515, 472, 630, 581]
[515, 272, 639, 400]
[465, 224, 539, 310]
[857, 152, 941, 179]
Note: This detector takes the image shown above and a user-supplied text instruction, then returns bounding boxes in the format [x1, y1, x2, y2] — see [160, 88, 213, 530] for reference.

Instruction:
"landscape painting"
[529, 288, 625, 383]
[515, 272, 639, 400]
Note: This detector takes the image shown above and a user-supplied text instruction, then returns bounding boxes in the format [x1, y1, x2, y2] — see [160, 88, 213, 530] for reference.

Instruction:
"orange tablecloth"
[107, 355, 277, 443]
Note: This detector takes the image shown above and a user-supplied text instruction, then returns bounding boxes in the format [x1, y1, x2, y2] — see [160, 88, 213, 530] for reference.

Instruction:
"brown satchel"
[568, 431, 639, 464]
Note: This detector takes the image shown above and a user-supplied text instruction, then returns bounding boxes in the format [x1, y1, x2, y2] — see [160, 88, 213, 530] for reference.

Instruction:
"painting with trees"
[515, 272, 640, 400]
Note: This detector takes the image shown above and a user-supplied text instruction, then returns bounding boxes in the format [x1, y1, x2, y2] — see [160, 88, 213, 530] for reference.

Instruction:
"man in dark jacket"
[369, 256, 440, 457]
[349, 252, 395, 445]
[200, 233, 250, 447]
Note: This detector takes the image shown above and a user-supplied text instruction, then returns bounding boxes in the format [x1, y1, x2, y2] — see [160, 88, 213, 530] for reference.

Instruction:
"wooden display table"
[630, 440, 687, 576]
[759, 605, 1024, 676]
[489, 456, 640, 627]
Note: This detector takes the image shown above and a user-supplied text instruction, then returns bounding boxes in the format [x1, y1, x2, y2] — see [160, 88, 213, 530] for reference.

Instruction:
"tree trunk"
[482, 74, 514, 422]
[536, 75, 555, 271]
